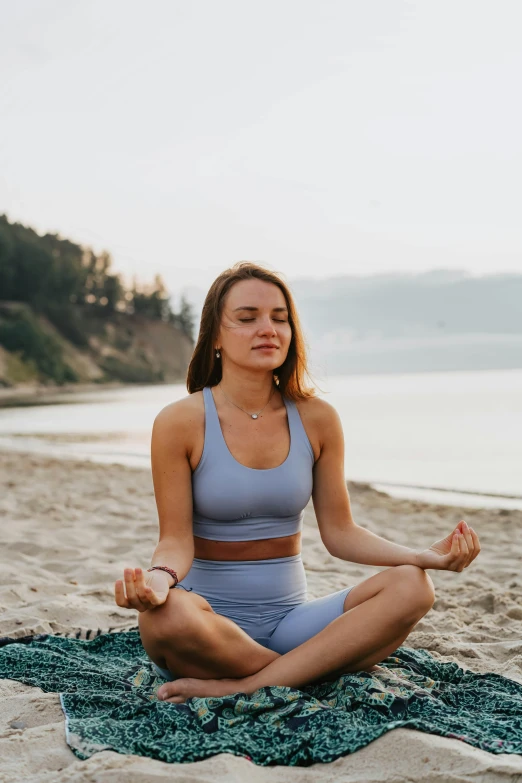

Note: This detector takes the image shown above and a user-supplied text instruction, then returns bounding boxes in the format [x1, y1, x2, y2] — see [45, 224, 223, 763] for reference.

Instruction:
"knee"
[391, 564, 436, 617]
[138, 589, 205, 649]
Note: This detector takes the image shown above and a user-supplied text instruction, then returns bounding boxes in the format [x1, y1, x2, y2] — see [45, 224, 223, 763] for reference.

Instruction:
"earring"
[215, 349, 221, 358]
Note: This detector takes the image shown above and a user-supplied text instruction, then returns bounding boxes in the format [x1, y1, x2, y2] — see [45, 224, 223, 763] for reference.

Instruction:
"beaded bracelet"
[147, 565, 178, 587]
[146, 565, 193, 591]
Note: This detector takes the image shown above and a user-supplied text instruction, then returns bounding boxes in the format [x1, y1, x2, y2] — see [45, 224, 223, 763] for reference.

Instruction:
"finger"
[114, 580, 130, 608]
[456, 531, 469, 568]
[457, 530, 469, 555]
[134, 568, 152, 606]
[446, 531, 461, 570]
[460, 521, 474, 556]
[124, 569, 147, 611]
[460, 522, 474, 565]
[451, 531, 460, 560]
[468, 527, 481, 562]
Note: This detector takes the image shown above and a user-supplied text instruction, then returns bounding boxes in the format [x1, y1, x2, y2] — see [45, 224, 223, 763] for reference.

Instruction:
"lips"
[253, 345, 278, 349]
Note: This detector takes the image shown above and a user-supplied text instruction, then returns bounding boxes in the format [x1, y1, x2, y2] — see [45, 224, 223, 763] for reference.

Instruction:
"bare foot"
[157, 666, 391, 704]
[367, 664, 388, 674]
[157, 676, 253, 703]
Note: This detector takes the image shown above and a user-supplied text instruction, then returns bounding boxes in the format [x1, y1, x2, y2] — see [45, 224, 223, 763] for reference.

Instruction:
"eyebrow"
[233, 305, 288, 312]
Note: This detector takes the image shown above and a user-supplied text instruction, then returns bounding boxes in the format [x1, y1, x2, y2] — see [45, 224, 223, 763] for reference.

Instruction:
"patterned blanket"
[1, 628, 521, 766]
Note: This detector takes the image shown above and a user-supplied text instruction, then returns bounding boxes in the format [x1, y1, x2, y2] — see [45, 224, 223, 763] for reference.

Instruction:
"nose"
[257, 316, 277, 335]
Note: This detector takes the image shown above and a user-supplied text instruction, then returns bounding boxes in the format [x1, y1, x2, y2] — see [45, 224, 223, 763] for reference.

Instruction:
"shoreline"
[371, 479, 522, 501]
[0, 380, 129, 407]
[2, 437, 521, 511]
[0, 378, 187, 408]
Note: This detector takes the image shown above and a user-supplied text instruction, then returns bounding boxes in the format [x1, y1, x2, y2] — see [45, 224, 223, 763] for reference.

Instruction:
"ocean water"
[1, 368, 521, 510]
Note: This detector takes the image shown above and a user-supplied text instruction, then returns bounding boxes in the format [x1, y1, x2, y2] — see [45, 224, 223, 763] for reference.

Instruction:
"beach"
[1, 449, 522, 782]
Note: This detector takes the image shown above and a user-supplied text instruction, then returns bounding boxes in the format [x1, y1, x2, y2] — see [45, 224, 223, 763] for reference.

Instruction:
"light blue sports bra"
[192, 386, 315, 541]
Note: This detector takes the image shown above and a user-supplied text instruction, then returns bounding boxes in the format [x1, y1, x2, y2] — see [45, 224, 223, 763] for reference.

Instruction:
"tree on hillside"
[177, 293, 196, 340]
[103, 273, 125, 313]
[0, 213, 196, 338]
[130, 274, 174, 320]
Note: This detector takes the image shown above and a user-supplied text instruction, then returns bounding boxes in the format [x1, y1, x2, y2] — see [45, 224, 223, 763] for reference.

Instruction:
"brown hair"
[186, 262, 317, 401]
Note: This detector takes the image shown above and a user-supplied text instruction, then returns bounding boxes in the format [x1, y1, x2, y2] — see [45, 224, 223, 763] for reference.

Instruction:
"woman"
[115, 262, 481, 704]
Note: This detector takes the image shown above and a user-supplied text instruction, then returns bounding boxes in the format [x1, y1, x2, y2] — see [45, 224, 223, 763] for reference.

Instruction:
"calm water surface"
[1, 368, 521, 510]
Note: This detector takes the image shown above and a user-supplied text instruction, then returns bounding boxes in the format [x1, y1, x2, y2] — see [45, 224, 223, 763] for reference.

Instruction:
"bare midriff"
[193, 532, 302, 561]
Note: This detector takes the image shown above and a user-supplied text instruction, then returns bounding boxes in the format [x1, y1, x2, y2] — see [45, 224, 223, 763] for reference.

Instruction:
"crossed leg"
[140, 564, 435, 703]
[139, 588, 281, 680]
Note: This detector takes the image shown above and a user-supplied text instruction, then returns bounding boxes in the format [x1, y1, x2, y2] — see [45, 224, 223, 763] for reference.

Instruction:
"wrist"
[148, 565, 178, 588]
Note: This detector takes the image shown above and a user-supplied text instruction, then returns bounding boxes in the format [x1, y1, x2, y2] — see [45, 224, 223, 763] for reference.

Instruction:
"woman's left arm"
[310, 400, 480, 571]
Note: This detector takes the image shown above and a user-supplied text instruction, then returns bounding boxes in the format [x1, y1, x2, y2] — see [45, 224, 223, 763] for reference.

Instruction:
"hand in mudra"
[416, 519, 481, 571]
[114, 567, 170, 612]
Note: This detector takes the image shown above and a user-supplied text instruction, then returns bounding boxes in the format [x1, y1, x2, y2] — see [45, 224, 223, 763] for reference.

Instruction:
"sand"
[1, 449, 522, 782]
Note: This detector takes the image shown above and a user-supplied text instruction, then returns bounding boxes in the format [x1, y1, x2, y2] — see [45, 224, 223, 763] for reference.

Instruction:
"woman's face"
[217, 278, 292, 374]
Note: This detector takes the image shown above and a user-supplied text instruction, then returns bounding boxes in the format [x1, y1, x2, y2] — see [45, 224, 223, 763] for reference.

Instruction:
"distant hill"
[289, 270, 522, 375]
[0, 214, 195, 389]
[0, 301, 193, 389]
[183, 270, 522, 375]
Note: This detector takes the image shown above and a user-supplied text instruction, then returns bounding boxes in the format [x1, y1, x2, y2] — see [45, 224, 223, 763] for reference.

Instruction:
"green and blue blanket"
[1, 628, 521, 766]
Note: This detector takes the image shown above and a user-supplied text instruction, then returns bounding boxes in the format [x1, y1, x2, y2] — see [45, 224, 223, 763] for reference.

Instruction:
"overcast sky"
[1, 0, 521, 299]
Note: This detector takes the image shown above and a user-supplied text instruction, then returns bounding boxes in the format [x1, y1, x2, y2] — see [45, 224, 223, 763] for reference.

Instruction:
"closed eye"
[239, 318, 287, 323]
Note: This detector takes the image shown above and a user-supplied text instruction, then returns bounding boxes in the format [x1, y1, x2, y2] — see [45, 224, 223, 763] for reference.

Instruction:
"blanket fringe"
[0, 624, 139, 646]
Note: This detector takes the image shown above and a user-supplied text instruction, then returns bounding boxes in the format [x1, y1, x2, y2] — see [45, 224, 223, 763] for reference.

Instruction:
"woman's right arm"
[115, 400, 196, 611]
[149, 401, 196, 581]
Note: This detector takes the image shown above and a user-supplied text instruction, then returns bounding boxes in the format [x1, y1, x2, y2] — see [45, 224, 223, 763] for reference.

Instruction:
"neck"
[218, 369, 277, 410]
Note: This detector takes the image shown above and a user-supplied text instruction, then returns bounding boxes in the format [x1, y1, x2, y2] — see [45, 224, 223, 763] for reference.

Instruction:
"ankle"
[241, 674, 262, 695]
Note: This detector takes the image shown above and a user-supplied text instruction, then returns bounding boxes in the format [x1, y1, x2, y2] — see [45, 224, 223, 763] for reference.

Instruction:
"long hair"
[186, 262, 317, 401]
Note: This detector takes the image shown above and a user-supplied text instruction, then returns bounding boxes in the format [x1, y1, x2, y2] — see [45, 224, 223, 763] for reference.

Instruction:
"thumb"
[149, 588, 169, 606]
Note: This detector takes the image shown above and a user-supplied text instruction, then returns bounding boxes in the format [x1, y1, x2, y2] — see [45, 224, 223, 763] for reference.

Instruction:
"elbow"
[322, 522, 357, 559]
[321, 533, 342, 558]
[325, 540, 341, 558]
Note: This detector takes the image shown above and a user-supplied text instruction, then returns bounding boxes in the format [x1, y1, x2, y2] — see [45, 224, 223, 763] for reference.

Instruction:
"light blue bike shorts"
[150, 554, 354, 681]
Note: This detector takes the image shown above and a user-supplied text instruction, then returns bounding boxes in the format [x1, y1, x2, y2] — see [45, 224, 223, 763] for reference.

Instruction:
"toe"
[157, 681, 183, 702]
[164, 694, 186, 704]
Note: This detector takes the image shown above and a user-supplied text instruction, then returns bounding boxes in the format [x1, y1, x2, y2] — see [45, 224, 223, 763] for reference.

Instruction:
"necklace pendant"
[251, 413, 258, 419]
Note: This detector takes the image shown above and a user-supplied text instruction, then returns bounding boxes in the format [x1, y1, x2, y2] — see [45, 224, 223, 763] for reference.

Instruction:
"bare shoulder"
[295, 395, 341, 426]
[294, 395, 342, 457]
[152, 391, 204, 454]
[154, 390, 203, 426]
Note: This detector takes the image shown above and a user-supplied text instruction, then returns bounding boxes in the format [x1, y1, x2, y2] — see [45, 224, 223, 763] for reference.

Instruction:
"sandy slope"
[1, 451, 521, 782]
